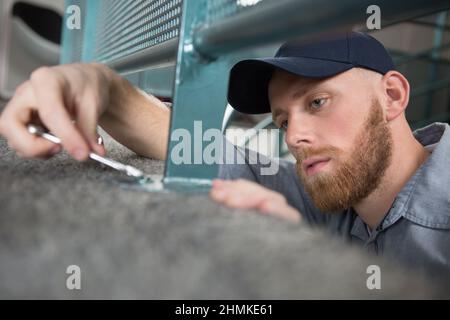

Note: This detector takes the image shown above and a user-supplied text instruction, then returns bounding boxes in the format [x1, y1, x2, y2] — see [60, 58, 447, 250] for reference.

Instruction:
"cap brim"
[228, 57, 354, 114]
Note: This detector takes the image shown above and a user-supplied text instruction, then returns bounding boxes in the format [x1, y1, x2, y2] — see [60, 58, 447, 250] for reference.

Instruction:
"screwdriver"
[27, 124, 145, 179]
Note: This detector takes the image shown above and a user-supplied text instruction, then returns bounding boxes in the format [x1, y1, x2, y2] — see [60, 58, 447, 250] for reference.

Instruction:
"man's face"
[268, 68, 393, 212]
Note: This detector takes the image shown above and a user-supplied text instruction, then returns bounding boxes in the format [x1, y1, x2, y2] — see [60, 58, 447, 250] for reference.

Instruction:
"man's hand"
[210, 179, 301, 223]
[0, 63, 170, 161]
[0, 63, 116, 160]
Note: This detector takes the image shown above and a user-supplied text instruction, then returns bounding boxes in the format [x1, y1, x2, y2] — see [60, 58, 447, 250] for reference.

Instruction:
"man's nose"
[284, 117, 315, 150]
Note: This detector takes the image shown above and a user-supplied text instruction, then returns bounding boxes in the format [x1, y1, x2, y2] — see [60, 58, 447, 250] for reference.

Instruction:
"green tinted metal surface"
[163, 0, 231, 186]
[92, 0, 182, 64]
[61, 0, 181, 96]
[206, 0, 268, 22]
[62, 0, 182, 64]
[61, 0, 87, 64]
[195, 0, 450, 57]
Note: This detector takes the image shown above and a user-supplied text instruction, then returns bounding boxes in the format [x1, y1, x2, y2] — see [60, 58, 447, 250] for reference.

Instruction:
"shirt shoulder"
[386, 123, 450, 230]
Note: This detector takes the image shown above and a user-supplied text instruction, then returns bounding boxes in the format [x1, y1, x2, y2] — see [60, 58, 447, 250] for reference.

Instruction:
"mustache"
[294, 146, 342, 163]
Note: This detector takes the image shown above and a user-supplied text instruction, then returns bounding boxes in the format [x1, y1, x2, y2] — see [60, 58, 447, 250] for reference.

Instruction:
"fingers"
[210, 179, 267, 209]
[7, 118, 62, 158]
[75, 93, 106, 156]
[259, 200, 301, 223]
[1, 64, 111, 161]
[210, 187, 261, 209]
[210, 179, 301, 223]
[95, 132, 106, 156]
[0, 83, 58, 158]
[30, 67, 91, 161]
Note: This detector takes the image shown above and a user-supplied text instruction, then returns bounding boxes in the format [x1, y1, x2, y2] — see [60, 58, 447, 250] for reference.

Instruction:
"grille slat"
[63, 0, 272, 65]
[63, 0, 183, 64]
[206, 0, 268, 22]
[93, 0, 182, 63]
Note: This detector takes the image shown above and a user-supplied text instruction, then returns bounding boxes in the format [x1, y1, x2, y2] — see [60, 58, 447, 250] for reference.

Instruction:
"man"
[0, 32, 448, 275]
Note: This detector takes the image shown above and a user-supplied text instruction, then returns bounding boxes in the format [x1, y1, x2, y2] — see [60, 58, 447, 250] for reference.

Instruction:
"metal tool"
[27, 124, 144, 178]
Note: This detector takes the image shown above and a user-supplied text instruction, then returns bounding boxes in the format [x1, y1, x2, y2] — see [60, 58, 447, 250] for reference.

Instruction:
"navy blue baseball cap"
[227, 32, 395, 114]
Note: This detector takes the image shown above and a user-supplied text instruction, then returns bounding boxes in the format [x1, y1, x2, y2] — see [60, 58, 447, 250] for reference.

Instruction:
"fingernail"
[95, 145, 106, 156]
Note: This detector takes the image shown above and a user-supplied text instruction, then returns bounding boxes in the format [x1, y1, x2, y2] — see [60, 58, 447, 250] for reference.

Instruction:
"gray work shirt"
[219, 122, 450, 277]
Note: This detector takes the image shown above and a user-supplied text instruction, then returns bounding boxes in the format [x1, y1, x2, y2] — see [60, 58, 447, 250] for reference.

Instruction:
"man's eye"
[280, 120, 288, 130]
[310, 98, 327, 109]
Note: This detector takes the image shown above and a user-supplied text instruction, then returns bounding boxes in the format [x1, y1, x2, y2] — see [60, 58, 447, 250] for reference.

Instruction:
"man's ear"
[381, 71, 410, 121]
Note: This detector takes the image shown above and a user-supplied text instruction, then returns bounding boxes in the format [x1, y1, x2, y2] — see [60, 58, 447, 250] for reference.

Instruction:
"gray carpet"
[0, 131, 447, 299]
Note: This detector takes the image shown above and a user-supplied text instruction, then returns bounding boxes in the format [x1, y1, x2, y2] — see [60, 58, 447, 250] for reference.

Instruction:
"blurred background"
[0, 0, 64, 102]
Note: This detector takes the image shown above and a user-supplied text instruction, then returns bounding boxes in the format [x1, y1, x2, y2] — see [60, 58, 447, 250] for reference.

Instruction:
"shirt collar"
[382, 122, 450, 230]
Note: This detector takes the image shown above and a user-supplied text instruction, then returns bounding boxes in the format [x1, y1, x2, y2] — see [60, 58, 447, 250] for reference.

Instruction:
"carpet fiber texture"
[0, 132, 447, 299]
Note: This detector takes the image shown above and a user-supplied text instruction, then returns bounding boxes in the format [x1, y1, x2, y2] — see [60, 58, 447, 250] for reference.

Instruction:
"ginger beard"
[295, 100, 393, 212]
